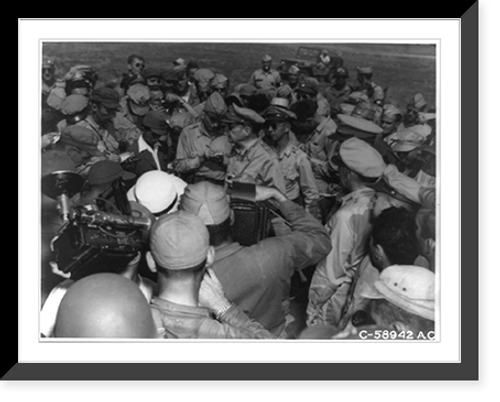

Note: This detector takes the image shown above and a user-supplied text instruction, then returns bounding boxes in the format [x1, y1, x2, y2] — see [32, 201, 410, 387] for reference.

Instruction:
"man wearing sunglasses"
[262, 101, 321, 220]
[223, 104, 286, 196]
[121, 54, 146, 93]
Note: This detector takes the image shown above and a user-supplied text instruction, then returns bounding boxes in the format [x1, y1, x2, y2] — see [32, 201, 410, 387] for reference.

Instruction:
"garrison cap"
[408, 93, 427, 111]
[203, 91, 228, 116]
[276, 84, 293, 98]
[391, 130, 426, 152]
[288, 64, 300, 74]
[210, 73, 228, 89]
[351, 101, 379, 122]
[180, 181, 231, 225]
[382, 104, 402, 121]
[262, 54, 272, 62]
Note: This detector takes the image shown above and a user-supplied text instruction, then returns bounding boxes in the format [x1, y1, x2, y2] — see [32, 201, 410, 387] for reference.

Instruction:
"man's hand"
[165, 93, 182, 103]
[107, 153, 122, 164]
[198, 268, 230, 312]
[255, 185, 287, 205]
[41, 132, 60, 149]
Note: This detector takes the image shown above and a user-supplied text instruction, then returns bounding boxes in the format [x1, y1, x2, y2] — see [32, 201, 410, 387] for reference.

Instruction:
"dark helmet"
[334, 66, 349, 78]
[54, 273, 157, 338]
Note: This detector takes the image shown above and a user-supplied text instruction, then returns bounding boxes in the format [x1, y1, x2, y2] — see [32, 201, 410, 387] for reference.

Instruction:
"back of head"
[127, 170, 187, 216]
[149, 210, 210, 271]
[54, 273, 157, 338]
[372, 206, 419, 266]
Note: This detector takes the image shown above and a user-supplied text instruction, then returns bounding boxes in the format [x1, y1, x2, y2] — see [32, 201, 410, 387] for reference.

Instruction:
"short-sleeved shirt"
[306, 187, 375, 326]
[299, 117, 339, 193]
[323, 84, 352, 116]
[271, 138, 320, 209]
[226, 138, 287, 194]
[174, 121, 232, 182]
[113, 101, 144, 146]
[249, 68, 282, 90]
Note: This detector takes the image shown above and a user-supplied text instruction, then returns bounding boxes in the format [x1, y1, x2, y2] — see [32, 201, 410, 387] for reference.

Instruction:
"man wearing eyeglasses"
[173, 91, 232, 186]
[120, 54, 146, 93]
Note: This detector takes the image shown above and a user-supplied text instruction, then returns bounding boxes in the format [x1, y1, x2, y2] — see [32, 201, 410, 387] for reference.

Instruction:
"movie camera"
[42, 170, 153, 280]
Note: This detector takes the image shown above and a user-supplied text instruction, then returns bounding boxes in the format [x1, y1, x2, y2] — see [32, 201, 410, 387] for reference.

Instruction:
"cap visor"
[130, 103, 150, 116]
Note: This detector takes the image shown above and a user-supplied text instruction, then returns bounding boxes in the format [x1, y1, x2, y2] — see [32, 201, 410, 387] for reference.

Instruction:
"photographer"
[179, 181, 332, 338]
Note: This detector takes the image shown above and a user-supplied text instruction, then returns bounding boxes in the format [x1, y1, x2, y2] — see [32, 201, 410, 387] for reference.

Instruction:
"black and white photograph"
[15, 17, 477, 385]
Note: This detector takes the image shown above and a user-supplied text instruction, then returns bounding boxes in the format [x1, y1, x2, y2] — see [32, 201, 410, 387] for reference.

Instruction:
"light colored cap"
[210, 73, 228, 88]
[270, 97, 290, 109]
[222, 104, 266, 125]
[262, 54, 272, 62]
[127, 171, 187, 215]
[180, 181, 231, 225]
[193, 68, 215, 91]
[357, 66, 373, 75]
[276, 84, 293, 98]
[339, 137, 386, 178]
[149, 210, 209, 270]
[203, 91, 227, 116]
[409, 93, 427, 110]
[60, 94, 89, 115]
[337, 114, 383, 138]
[127, 83, 151, 116]
[288, 65, 300, 74]
[382, 104, 402, 121]
[382, 164, 421, 204]
[392, 130, 426, 152]
[372, 265, 435, 321]
[348, 91, 370, 104]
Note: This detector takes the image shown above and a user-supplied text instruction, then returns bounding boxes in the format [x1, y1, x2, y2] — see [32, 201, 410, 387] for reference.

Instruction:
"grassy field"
[43, 41, 436, 111]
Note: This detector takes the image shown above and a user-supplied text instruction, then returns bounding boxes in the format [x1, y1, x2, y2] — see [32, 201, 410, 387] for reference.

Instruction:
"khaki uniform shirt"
[226, 138, 287, 195]
[271, 138, 320, 211]
[113, 101, 144, 147]
[306, 187, 375, 327]
[249, 68, 282, 90]
[323, 84, 352, 116]
[174, 121, 232, 182]
[299, 117, 339, 193]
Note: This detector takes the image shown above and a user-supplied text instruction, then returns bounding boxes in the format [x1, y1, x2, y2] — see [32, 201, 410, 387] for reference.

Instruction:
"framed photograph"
[12, 12, 477, 381]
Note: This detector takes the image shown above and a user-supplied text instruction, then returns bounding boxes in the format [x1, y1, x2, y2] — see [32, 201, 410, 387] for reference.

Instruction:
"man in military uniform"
[113, 83, 151, 148]
[248, 54, 282, 91]
[323, 66, 352, 118]
[174, 91, 232, 185]
[353, 66, 385, 105]
[306, 138, 386, 328]
[75, 87, 123, 168]
[262, 101, 321, 219]
[290, 99, 340, 222]
[223, 104, 286, 195]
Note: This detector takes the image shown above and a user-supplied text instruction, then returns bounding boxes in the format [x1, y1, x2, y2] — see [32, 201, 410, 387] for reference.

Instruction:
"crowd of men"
[40, 50, 437, 340]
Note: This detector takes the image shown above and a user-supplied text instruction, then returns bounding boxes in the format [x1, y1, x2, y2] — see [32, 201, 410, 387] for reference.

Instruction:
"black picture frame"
[11, 11, 478, 381]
